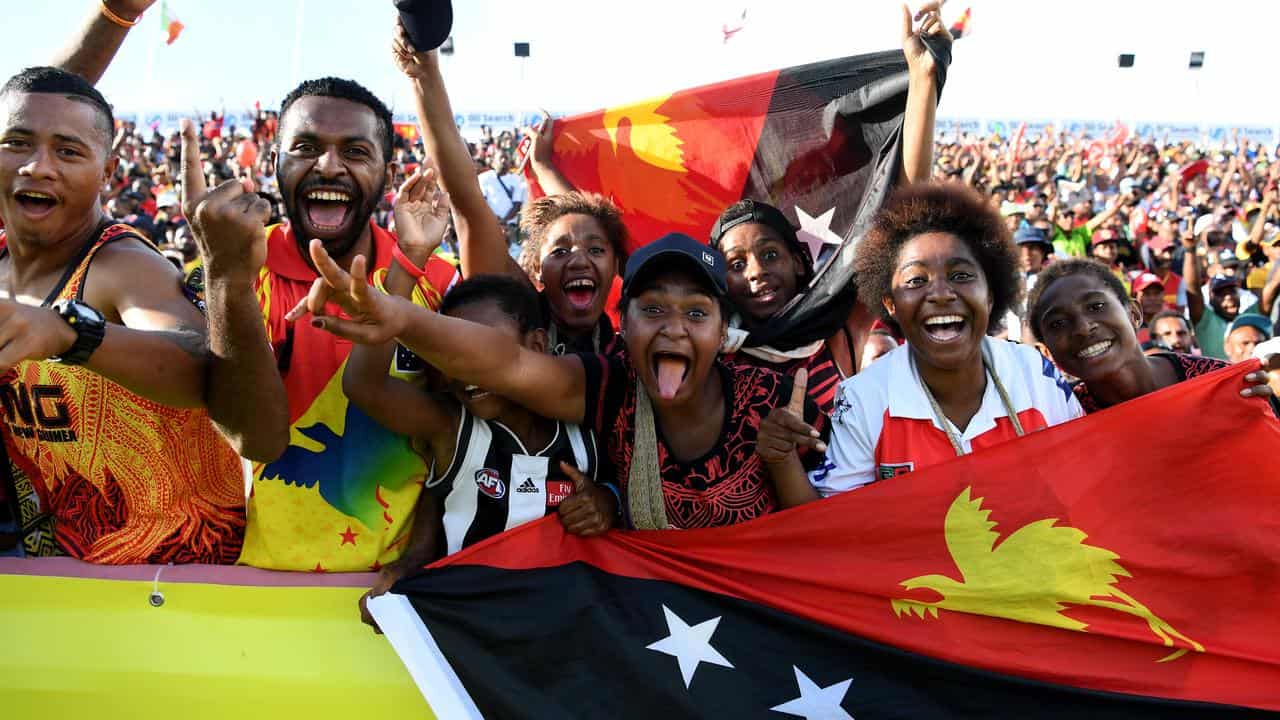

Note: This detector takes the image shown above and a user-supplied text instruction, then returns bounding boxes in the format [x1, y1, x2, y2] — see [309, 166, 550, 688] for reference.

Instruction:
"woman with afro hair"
[809, 183, 1084, 496]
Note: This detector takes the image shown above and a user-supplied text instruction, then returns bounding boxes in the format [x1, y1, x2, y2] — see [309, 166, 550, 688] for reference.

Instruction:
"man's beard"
[284, 177, 385, 260]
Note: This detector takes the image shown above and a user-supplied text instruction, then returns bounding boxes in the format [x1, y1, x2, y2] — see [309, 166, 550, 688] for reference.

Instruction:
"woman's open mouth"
[922, 314, 967, 343]
[562, 278, 598, 312]
[462, 384, 492, 402]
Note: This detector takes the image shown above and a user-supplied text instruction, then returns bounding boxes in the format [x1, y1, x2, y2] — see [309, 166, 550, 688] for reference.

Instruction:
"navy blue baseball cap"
[622, 233, 728, 299]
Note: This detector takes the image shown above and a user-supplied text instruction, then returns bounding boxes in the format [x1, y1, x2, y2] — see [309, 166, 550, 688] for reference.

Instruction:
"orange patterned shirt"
[0, 224, 245, 564]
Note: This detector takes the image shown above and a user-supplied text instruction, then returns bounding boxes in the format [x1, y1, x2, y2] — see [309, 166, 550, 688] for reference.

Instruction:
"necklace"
[912, 338, 1025, 457]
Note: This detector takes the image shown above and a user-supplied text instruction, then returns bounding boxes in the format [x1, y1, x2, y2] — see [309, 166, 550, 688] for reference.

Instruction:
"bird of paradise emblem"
[892, 487, 1203, 662]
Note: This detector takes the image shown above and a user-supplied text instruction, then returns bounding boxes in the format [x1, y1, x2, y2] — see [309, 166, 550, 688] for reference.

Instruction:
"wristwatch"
[50, 300, 106, 365]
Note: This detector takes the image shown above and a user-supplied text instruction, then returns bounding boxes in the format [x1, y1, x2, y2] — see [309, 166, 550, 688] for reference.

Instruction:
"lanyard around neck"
[913, 339, 1025, 457]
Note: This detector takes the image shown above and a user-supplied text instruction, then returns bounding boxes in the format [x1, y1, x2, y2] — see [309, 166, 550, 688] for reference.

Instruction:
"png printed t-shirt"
[236, 221, 460, 572]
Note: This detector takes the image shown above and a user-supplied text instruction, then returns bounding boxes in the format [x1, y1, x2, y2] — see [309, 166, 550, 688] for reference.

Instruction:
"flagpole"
[290, 0, 306, 90]
[144, 24, 156, 133]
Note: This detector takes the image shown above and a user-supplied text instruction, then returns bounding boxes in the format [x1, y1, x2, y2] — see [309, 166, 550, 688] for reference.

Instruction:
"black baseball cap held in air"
[622, 233, 728, 300]
[394, 0, 453, 52]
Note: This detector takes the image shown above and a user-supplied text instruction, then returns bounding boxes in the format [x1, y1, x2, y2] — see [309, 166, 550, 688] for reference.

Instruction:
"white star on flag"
[770, 665, 855, 720]
[795, 206, 843, 266]
[645, 605, 734, 688]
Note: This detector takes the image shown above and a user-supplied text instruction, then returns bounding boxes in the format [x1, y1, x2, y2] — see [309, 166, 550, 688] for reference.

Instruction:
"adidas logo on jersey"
[516, 478, 539, 494]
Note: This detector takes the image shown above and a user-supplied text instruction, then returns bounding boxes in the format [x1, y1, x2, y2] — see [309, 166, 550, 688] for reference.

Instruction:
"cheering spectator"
[1224, 315, 1273, 364]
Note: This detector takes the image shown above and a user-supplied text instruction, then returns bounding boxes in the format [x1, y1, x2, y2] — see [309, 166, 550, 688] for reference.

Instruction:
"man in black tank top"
[0, 67, 250, 564]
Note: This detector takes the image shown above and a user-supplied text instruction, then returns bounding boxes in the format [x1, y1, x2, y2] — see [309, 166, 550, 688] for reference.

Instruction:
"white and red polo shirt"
[808, 339, 1083, 496]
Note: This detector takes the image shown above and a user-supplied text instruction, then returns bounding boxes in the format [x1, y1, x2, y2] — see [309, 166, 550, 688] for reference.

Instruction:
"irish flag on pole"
[161, 1, 184, 45]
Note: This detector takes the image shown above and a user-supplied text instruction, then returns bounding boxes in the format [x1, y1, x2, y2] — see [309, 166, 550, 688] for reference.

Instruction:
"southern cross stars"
[646, 605, 735, 688]
[795, 206, 843, 266]
[646, 605, 856, 717]
[771, 666, 856, 720]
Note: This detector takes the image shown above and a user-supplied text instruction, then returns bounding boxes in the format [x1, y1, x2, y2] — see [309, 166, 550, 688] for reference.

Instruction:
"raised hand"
[391, 17, 434, 80]
[555, 461, 616, 537]
[284, 241, 405, 345]
[393, 165, 449, 264]
[756, 369, 826, 465]
[902, 2, 952, 77]
[529, 112, 555, 167]
[180, 118, 270, 281]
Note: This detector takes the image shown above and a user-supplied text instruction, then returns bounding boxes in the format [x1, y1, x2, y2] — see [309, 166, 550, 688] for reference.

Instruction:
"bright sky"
[4, 1, 1280, 130]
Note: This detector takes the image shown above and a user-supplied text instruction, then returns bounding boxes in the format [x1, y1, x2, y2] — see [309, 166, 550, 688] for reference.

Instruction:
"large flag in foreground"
[526, 41, 948, 349]
[372, 361, 1280, 718]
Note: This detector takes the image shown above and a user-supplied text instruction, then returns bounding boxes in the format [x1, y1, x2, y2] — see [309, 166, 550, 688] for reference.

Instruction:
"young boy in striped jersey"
[330, 168, 617, 629]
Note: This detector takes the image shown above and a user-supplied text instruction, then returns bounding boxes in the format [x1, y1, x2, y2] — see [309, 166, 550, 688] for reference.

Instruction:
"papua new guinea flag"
[524, 40, 950, 350]
[369, 361, 1280, 719]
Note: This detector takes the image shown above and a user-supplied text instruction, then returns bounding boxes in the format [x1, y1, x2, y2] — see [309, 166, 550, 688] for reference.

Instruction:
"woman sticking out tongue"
[810, 184, 1085, 497]
[293, 233, 830, 529]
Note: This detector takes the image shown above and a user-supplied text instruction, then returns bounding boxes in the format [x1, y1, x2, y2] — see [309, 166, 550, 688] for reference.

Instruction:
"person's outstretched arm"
[391, 21, 523, 282]
[526, 114, 576, 196]
[1181, 227, 1207, 326]
[899, 2, 950, 185]
[288, 241, 588, 425]
[53, 1, 155, 83]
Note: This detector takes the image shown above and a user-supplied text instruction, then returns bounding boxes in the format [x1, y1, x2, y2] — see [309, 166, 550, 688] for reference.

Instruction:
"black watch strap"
[50, 300, 106, 366]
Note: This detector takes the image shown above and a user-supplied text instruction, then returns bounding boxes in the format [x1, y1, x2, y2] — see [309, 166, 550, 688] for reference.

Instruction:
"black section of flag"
[740, 38, 949, 351]
[392, 562, 1271, 719]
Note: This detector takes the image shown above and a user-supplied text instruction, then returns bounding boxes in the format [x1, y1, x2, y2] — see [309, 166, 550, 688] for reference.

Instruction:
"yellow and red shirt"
[0, 224, 245, 564]
[237, 221, 459, 572]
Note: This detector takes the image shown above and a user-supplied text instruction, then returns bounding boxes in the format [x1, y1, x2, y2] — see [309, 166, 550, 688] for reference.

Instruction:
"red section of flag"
[949, 7, 972, 39]
[393, 122, 420, 144]
[527, 71, 778, 252]
[440, 361, 1280, 711]
[166, 20, 184, 45]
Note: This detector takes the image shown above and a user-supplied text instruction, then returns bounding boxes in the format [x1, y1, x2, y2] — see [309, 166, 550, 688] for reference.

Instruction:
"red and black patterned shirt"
[726, 340, 845, 416]
[1074, 352, 1229, 414]
[578, 352, 829, 530]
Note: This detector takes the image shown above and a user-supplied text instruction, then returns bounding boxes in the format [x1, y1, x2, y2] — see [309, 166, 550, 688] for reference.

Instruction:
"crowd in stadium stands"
[0, 0, 1276, 635]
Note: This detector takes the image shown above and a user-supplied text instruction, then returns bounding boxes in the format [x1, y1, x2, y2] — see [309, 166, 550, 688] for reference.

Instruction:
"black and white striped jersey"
[428, 408, 598, 555]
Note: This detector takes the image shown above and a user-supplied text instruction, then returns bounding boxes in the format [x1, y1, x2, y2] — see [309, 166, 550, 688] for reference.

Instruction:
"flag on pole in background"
[524, 38, 950, 351]
[949, 7, 973, 39]
[371, 361, 1280, 718]
[161, 1, 185, 45]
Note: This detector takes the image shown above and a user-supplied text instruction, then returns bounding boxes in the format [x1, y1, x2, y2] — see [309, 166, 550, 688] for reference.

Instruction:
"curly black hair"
[1025, 258, 1130, 342]
[856, 183, 1020, 327]
[279, 77, 394, 162]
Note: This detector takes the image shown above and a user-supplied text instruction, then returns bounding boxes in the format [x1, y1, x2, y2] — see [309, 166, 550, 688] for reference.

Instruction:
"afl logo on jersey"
[474, 468, 506, 499]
